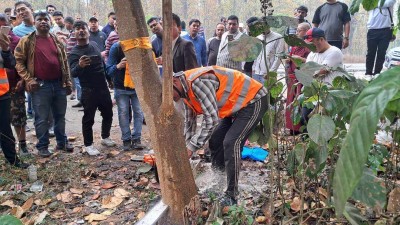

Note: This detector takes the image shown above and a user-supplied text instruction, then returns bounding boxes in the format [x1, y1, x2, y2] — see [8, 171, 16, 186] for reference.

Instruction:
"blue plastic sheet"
[241, 147, 269, 162]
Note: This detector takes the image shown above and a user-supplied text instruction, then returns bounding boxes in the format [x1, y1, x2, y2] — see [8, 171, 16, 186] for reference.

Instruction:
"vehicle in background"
[384, 46, 400, 68]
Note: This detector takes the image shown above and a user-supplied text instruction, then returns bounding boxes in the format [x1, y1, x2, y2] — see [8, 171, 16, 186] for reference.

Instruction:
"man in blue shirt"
[101, 12, 115, 39]
[13, 1, 36, 37]
[182, 19, 207, 67]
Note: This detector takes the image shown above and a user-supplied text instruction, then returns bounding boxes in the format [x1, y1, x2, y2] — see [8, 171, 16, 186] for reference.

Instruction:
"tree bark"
[112, 0, 198, 224]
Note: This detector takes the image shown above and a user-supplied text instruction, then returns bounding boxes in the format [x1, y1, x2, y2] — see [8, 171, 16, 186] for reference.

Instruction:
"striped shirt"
[216, 31, 243, 70]
[105, 31, 120, 58]
[183, 73, 268, 151]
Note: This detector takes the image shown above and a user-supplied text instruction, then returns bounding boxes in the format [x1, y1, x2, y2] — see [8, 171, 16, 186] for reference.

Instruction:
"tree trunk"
[112, 0, 198, 224]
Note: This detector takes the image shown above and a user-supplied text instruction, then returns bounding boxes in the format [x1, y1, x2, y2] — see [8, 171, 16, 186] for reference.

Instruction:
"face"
[108, 15, 116, 25]
[65, 22, 73, 30]
[0, 19, 7, 27]
[216, 24, 225, 37]
[148, 20, 162, 35]
[75, 16, 81, 21]
[308, 37, 323, 52]
[89, 20, 99, 31]
[297, 9, 307, 19]
[15, 4, 32, 22]
[227, 19, 238, 34]
[53, 16, 64, 27]
[172, 20, 181, 39]
[35, 15, 51, 33]
[189, 21, 200, 36]
[296, 25, 307, 39]
[75, 25, 89, 41]
[5, 11, 11, 17]
[47, 7, 56, 15]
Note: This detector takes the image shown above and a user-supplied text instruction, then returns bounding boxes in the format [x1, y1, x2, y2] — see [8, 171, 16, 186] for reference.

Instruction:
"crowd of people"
[0, 0, 396, 205]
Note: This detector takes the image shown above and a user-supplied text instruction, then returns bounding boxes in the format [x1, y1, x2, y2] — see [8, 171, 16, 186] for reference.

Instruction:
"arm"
[312, 6, 321, 27]
[186, 77, 220, 151]
[68, 53, 86, 78]
[342, 3, 351, 49]
[184, 103, 198, 151]
[105, 43, 121, 78]
[184, 41, 199, 70]
[14, 38, 34, 83]
[1, 50, 16, 68]
[270, 38, 285, 72]
[201, 39, 207, 66]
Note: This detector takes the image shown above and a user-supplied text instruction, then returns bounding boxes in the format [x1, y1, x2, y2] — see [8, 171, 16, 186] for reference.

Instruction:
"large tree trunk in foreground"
[112, 0, 197, 223]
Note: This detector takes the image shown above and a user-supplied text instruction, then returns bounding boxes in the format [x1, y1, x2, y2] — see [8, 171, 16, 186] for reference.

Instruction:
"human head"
[246, 16, 258, 36]
[188, 19, 201, 36]
[73, 20, 89, 43]
[172, 71, 186, 102]
[4, 8, 12, 17]
[215, 22, 225, 38]
[172, 13, 182, 39]
[75, 15, 81, 21]
[296, 5, 308, 20]
[89, 17, 99, 32]
[220, 16, 227, 25]
[181, 21, 186, 31]
[304, 28, 327, 52]
[296, 22, 310, 39]
[227, 15, 239, 34]
[147, 16, 163, 36]
[238, 23, 244, 33]
[108, 12, 116, 26]
[34, 11, 51, 34]
[64, 16, 74, 30]
[0, 13, 10, 27]
[15, 1, 34, 23]
[46, 4, 56, 15]
[52, 11, 64, 27]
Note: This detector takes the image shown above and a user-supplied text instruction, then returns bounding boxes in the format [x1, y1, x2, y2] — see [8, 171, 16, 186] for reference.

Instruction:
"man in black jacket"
[68, 21, 116, 156]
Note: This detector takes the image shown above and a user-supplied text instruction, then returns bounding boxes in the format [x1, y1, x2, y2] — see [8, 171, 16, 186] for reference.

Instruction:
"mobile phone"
[227, 34, 234, 41]
[89, 55, 102, 64]
[1, 26, 11, 35]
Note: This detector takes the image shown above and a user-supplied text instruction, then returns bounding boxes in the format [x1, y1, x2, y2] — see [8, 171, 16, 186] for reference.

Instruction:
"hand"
[187, 149, 193, 158]
[0, 33, 10, 51]
[117, 58, 127, 69]
[342, 39, 349, 49]
[79, 55, 91, 68]
[66, 86, 72, 95]
[156, 57, 162, 65]
[15, 80, 25, 92]
[26, 80, 39, 92]
[108, 80, 114, 89]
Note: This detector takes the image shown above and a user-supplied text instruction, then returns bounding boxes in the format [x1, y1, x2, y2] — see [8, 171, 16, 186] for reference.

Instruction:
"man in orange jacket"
[173, 66, 268, 205]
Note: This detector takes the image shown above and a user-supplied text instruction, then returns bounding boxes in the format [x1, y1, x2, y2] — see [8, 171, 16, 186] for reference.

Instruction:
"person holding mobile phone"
[68, 20, 116, 156]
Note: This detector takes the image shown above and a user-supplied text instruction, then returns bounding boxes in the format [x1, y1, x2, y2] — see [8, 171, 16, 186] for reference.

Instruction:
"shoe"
[49, 128, 55, 137]
[70, 94, 76, 100]
[25, 125, 31, 132]
[27, 113, 33, 119]
[56, 142, 74, 152]
[218, 194, 237, 207]
[10, 161, 30, 169]
[131, 139, 146, 150]
[85, 145, 100, 156]
[101, 137, 116, 147]
[19, 142, 31, 156]
[38, 148, 53, 157]
[72, 102, 83, 108]
[122, 140, 131, 151]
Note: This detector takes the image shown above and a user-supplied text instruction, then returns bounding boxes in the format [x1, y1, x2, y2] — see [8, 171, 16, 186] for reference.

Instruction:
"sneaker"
[101, 137, 116, 147]
[38, 148, 53, 157]
[19, 142, 31, 156]
[55, 142, 74, 152]
[70, 94, 76, 100]
[85, 145, 100, 156]
[131, 139, 146, 150]
[10, 161, 30, 169]
[122, 140, 131, 151]
[49, 128, 55, 137]
[72, 102, 83, 108]
[218, 194, 237, 207]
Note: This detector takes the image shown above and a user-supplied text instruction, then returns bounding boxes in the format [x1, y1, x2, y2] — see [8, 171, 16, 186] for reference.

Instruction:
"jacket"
[14, 32, 72, 90]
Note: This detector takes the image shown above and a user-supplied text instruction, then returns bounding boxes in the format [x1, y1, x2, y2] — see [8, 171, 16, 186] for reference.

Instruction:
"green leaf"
[295, 69, 313, 87]
[333, 66, 400, 216]
[328, 90, 358, 99]
[0, 215, 23, 225]
[270, 82, 283, 99]
[284, 35, 316, 52]
[343, 203, 369, 225]
[307, 115, 336, 145]
[264, 16, 299, 28]
[248, 19, 269, 37]
[290, 56, 304, 68]
[294, 143, 306, 165]
[349, 0, 363, 15]
[351, 168, 387, 209]
[248, 125, 262, 142]
[228, 35, 263, 62]
[362, 0, 379, 11]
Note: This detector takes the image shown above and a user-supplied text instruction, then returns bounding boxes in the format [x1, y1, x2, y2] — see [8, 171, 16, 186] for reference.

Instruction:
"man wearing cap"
[172, 66, 268, 206]
[312, 0, 351, 50]
[88, 16, 106, 52]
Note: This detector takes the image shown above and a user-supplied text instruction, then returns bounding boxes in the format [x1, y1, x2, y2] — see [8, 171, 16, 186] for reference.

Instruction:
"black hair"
[0, 13, 9, 23]
[181, 21, 186, 30]
[227, 15, 239, 23]
[220, 16, 226, 22]
[64, 16, 74, 24]
[147, 16, 159, 25]
[46, 4, 56, 10]
[297, 5, 308, 13]
[172, 13, 181, 27]
[189, 18, 201, 26]
[73, 20, 88, 29]
[246, 16, 258, 25]
[4, 8, 12, 13]
[15, 1, 33, 11]
[108, 12, 115, 18]
[52, 11, 63, 18]
[33, 11, 50, 20]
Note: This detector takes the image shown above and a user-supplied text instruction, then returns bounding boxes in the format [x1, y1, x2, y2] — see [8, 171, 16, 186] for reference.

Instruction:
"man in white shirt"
[305, 28, 343, 85]
[365, 0, 396, 76]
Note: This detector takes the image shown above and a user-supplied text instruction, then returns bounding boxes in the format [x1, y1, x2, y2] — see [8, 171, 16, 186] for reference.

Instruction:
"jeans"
[31, 80, 68, 150]
[81, 88, 113, 146]
[114, 88, 144, 141]
[208, 95, 268, 198]
[0, 97, 19, 164]
[26, 92, 33, 115]
[366, 28, 392, 74]
[253, 74, 265, 84]
[73, 78, 82, 101]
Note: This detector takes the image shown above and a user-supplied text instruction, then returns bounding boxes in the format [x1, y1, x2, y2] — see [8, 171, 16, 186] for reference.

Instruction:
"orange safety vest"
[183, 66, 263, 118]
[0, 68, 10, 96]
